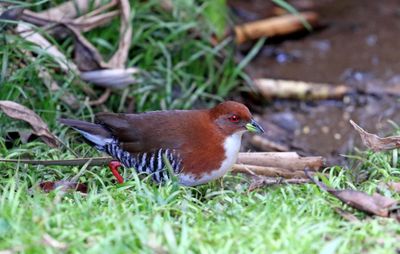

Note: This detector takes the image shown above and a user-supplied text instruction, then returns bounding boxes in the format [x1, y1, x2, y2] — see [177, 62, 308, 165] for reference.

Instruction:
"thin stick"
[89, 88, 111, 106]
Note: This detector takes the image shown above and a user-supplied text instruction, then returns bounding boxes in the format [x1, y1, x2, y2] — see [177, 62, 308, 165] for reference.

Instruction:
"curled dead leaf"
[305, 169, 398, 217]
[107, 0, 132, 68]
[70, 25, 108, 71]
[34, 0, 107, 21]
[0, 101, 58, 147]
[350, 120, 400, 152]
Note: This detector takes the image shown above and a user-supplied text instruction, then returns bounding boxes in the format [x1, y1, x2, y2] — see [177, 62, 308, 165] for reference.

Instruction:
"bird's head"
[209, 101, 264, 136]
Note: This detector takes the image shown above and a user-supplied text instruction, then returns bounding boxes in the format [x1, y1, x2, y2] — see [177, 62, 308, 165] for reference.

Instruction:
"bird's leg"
[108, 161, 124, 183]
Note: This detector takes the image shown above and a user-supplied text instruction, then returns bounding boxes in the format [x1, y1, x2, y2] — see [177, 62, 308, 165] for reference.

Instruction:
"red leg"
[108, 161, 124, 184]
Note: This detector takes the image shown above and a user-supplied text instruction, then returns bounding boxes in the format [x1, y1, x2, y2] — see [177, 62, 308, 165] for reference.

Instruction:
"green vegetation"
[1, 1, 400, 253]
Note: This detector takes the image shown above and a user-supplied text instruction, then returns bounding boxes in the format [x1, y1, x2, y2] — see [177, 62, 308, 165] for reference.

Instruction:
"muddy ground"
[230, 0, 400, 164]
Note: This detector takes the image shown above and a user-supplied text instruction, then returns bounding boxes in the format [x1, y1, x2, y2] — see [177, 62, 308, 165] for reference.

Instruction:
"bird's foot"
[108, 161, 124, 183]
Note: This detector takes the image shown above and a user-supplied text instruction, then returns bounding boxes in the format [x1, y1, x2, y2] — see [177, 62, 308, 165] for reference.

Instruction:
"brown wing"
[95, 110, 204, 154]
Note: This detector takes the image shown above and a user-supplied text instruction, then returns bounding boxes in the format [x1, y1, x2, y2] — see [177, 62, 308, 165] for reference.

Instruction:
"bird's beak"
[245, 119, 264, 133]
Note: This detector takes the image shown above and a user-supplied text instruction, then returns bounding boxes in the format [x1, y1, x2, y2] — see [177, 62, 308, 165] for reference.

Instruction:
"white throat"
[180, 131, 245, 186]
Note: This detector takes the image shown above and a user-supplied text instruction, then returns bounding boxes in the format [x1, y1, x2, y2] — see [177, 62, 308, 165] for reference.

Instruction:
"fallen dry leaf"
[16, 23, 78, 73]
[305, 170, 398, 217]
[70, 25, 107, 71]
[108, 0, 132, 68]
[350, 120, 400, 152]
[72, 10, 119, 32]
[39, 181, 87, 193]
[34, 0, 106, 21]
[0, 101, 58, 147]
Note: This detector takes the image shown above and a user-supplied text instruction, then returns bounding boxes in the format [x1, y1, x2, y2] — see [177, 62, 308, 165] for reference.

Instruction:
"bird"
[60, 101, 264, 186]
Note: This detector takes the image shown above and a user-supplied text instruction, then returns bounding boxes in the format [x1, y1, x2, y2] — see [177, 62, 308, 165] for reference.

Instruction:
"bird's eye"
[228, 115, 240, 123]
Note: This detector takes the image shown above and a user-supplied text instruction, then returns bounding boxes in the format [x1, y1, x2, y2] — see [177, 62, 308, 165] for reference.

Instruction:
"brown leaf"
[305, 170, 398, 217]
[0, 101, 59, 147]
[21, 1, 119, 35]
[34, 0, 107, 21]
[39, 181, 87, 193]
[72, 10, 120, 32]
[108, 0, 132, 68]
[350, 120, 400, 152]
[16, 23, 78, 73]
[69, 25, 107, 71]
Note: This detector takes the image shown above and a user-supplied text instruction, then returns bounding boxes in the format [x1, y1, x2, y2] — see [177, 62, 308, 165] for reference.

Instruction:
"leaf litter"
[0, 101, 59, 147]
[305, 169, 399, 219]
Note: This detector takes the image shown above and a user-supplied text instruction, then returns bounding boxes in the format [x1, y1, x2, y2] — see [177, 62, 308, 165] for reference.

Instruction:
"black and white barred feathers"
[102, 141, 182, 183]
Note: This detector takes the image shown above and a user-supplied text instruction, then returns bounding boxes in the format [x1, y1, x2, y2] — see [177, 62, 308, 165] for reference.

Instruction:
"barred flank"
[104, 142, 182, 183]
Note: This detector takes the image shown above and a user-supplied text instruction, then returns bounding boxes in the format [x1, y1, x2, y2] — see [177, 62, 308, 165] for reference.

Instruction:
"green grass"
[1, 147, 400, 253]
[1, 0, 400, 253]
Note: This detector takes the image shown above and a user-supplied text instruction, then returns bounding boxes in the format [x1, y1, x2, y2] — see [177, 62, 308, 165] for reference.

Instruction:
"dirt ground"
[230, 0, 400, 164]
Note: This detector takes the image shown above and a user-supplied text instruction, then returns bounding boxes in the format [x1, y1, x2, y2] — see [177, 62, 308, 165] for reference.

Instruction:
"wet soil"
[230, 0, 400, 164]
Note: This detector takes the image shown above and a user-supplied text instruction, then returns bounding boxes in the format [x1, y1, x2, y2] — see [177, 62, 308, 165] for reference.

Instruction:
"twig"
[71, 158, 93, 182]
[0, 152, 326, 172]
[253, 78, 350, 100]
[234, 12, 319, 44]
[249, 176, 310, 191]
[88, 88, 111, 106]
[232, 164, 306, 178]
[0, 157, 112, 166]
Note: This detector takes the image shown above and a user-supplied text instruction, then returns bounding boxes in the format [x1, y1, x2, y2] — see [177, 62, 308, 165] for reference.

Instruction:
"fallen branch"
[254, 78, 350, 100]
[237, 152, 325, 171]
[0, 151, 325, 179]
[88, 88, 111, 106]
[234, 12, 319, 44]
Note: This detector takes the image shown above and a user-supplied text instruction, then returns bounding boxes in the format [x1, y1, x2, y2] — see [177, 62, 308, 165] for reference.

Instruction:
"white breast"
[179, 131, 245, 186]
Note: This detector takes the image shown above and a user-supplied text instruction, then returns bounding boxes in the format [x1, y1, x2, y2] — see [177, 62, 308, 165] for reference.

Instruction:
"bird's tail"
[59, 118, 114, 149]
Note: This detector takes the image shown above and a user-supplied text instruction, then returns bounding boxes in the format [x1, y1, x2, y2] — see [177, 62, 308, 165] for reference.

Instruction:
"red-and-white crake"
[60, 101, 264, 186]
